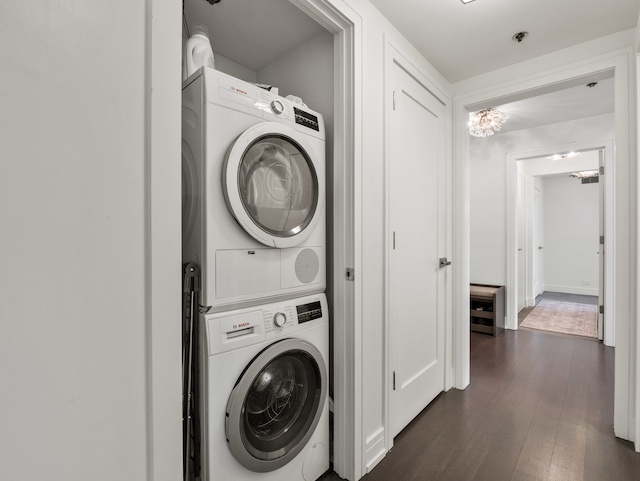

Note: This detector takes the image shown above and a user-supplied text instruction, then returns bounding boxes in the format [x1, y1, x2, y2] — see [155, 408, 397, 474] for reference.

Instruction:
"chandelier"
[570, 170, 599, 179]
[468, 108, 508, 137]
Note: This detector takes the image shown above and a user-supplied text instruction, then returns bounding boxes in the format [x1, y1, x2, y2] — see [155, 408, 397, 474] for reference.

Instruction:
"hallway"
[321, 329, 640, 481]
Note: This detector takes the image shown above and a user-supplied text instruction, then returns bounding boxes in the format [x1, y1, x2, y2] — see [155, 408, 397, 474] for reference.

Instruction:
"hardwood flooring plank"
[472, 404, 536, 481]
[560, 337, 592, 427]
[404, 435, 458, 481]
[615, 437, 640, 481]
[583, 422, 621, 481]
[547, 421, 587, 481]
[511, 470, 544, 481]
[514, 408, 559, 480]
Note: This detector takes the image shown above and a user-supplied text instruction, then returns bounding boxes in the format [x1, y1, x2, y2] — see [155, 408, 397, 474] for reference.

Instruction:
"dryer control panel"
[294, 107, 320, 132]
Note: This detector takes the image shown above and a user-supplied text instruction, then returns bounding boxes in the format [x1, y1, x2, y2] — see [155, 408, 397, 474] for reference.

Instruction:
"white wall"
[543, 174, 600, 295]
[215, 53, 258, 83]
[470, 113, 614, 286]
[0, 1, 182, 480]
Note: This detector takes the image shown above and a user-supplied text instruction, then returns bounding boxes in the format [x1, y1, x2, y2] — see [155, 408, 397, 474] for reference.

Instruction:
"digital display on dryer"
[296, 301, 322, 324]
[294, 108, 319, 131]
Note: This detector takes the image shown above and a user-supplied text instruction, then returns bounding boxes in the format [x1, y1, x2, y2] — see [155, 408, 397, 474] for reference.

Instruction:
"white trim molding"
[147, 0, 183, 479]
[289, 0, 364, 478]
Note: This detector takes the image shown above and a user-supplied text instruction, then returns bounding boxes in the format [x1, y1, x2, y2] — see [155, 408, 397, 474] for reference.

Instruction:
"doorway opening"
[506, 142, 614, 345]
[515, 148, 606, 340]
[456, 50, 636, 445]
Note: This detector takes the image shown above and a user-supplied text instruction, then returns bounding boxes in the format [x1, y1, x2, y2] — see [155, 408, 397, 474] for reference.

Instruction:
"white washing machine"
[200, 293, 330, 481]
[182, 67, 326, 312]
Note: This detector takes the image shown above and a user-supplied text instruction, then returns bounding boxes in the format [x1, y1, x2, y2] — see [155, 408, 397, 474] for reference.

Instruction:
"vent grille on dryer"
[295, 249, 320, 284]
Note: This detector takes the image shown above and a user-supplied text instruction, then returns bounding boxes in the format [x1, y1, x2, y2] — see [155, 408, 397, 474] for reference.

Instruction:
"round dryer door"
[223, 122, 324, 248]
[225, 338, 328, 472]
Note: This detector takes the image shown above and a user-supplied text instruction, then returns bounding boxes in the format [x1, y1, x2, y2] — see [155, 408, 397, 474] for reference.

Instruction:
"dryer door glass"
[242, 350, 320, 461]
[238, 135, 318, 238]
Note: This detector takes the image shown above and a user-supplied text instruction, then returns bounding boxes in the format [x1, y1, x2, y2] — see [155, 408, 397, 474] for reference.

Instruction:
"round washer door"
[223, 122, 324, 248]
[225, 338, 328, 472]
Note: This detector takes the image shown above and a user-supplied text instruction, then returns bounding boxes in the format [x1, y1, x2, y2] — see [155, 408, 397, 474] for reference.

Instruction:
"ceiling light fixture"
[547, 151, 581, 161]
[468, 108, 508, 137]
[587, 82, 598, 88]
[460, 0, 476, 4]
[570, 170, 599, 179]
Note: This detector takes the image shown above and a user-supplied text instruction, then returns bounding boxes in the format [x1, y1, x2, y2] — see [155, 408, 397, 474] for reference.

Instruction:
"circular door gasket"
[223, 122, 324, 248]
[225, 338, 327, 472]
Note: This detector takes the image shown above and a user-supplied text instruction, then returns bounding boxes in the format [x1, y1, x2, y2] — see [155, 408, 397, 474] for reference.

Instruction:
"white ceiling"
[368, 0, 640, 83]
[492, 76, 615, 134]
[183, 0, 631, 134]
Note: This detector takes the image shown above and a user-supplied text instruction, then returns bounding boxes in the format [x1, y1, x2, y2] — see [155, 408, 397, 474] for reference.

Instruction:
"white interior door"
[533, 181, 544, 298]
[388, 61, 446, 439]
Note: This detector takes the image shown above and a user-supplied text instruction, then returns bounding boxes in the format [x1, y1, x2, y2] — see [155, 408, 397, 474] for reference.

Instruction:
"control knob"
[270, 99, 285, 115]
[273, 312, 287, 328]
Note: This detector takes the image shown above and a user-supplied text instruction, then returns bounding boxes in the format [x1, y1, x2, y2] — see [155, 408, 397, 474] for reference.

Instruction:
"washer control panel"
[208, 293, 328, 354]
[262, 298, 324, 333]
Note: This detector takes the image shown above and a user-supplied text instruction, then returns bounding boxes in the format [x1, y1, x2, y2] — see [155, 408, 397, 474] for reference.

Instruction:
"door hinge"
[599, 166, 605, 175]
[600, 235, 604, 245]
[392, 91, 396, 110]
[599, 305, 604, 314]
[392, 371, 396, 390]
[393, 231, 396, 250]
[345, 268, 355, 281]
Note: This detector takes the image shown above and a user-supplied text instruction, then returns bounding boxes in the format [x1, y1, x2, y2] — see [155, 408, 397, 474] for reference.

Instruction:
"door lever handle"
[439, 257, 452, 268]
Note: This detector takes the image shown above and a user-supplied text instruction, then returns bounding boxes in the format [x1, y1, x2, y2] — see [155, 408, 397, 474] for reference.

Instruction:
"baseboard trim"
[365, 427, 386, 473]
[544, 285, 599, 297]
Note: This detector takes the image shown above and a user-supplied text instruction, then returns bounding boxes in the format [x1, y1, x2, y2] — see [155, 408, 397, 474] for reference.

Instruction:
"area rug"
[520, 299, 597, 338]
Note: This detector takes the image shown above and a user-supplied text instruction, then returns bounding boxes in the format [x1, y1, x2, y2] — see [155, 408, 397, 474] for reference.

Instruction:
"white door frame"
[148, 0, 364, 478]
[453, 49, 638, 447]
[289, 1, 363, 479]
[505, 140, 615, 348]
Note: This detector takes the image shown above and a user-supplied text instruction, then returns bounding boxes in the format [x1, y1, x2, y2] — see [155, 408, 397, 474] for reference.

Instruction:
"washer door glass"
[226, 339, 327, 472]
[238, 135, 318, 238]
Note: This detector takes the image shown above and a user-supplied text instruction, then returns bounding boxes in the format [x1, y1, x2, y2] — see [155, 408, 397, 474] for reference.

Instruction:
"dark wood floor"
[320, 329, 640, 481]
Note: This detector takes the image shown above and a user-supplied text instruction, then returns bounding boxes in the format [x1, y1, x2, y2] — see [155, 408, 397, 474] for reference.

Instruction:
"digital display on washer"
[296, 301, 323, 324]
[294, 107, 319, 132]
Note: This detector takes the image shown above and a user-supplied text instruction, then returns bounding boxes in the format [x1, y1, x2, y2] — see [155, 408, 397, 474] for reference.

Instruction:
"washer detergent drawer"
[216, 249, 281, 299]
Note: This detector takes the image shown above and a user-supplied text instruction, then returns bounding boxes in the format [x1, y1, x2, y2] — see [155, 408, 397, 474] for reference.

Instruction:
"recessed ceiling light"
[460, 0, 476, 4]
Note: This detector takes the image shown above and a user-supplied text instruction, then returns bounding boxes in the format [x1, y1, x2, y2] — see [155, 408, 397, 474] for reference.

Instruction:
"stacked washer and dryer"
[182, 67, 329, 481]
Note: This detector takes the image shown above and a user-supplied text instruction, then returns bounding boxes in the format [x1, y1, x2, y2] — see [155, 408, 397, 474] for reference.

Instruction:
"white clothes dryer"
[182, 67, 326, 312]
[199, 293, 330, 481]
